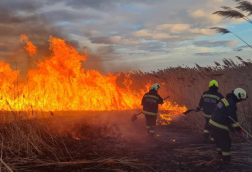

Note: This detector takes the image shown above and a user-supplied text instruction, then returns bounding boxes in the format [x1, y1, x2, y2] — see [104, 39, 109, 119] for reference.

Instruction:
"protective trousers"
[203, 118, 214, 142]
[211, 127, 231, 162]
[144, 114, 157, 137]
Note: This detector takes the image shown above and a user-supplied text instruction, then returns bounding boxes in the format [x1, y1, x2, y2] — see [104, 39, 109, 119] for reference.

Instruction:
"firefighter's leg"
[220, 130, 231, 162]
[208, 122, 215, 143]
[211, 127, 222, 156]
[203, 118, 211, 143]
[149, 115, 157, 137]
[145, 114, 151, 134]
[149, 126, 155, 137]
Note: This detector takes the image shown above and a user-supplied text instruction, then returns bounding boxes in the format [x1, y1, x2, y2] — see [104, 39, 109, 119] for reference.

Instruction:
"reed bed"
[126, 57, 252, 133]
[0, 57, 251, 171]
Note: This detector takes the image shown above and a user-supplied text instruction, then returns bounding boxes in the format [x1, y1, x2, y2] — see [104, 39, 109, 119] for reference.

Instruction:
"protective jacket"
[209, 93, 242, 131]
[197, 88, 224, 118]
[141, 89, 163, 116]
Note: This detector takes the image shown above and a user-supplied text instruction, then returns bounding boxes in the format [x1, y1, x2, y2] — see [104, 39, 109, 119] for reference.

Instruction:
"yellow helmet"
[209, 80, 218, 87]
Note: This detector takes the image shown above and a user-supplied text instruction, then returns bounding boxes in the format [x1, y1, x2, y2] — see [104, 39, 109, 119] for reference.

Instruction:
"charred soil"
[3, 111, 252, 172]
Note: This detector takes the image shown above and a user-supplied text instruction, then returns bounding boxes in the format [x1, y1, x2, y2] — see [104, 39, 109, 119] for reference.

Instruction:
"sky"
[0, 0, 252, 75]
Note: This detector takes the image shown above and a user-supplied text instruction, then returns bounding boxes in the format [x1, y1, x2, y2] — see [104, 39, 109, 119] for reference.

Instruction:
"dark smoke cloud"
[0, 0, 80, 80]
[89, 36, 117, 44]
[0, 0, 141, 77]
[0, 0, 43, 12]
[82, 45, 122, 74]
[82, 45, 140, 74]
[41, 9, 99, 23]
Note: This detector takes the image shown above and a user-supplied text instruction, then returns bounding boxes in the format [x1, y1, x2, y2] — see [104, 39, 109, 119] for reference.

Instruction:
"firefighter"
[195, 80, 224, 143]
[141, 83, 163, 137]
[209, 88, 248, 162]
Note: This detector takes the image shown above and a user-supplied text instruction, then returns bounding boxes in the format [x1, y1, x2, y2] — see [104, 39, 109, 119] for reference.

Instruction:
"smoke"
[46, 110, 149, 143]
[0, 0, 140, 81]
[82, 45, 140, 74]
[0, 1, 80, 81]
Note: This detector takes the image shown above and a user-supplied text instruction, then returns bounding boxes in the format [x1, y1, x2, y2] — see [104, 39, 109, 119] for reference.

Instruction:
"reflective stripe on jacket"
[210, 94, 242, 131]
[142, 89, 163, 115]
[198, 89, 224, 117]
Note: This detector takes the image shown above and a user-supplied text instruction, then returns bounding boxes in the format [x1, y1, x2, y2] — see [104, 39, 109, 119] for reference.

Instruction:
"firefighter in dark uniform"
[195, 80, 224, 143]
[209, 88, 247, 162]
[141, 83, 163, 137]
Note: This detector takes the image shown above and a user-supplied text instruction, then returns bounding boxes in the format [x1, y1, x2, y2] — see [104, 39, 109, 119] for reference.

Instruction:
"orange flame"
[20, 34, 37, 56]
[0, 35, 187, 121]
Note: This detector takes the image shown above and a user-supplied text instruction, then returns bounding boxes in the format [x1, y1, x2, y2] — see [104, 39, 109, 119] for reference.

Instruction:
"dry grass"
[0, 57, 252, 171]
[0, 109, 73, 171]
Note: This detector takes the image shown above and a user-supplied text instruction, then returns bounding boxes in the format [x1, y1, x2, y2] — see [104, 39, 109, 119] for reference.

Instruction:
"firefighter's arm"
[195, 95, 204, 112]
[227, 105, 242, 132]
[158, 95, 164, 105]
[217, 93, 224, 103]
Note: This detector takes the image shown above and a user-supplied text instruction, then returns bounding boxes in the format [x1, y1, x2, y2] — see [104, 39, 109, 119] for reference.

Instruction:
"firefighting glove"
[238, 129, 244, 136]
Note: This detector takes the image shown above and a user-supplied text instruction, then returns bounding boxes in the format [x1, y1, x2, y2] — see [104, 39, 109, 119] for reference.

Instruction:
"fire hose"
[183, 109, 202, 115]
[228, 116, 252, 140]
[131, 96, 170, 122]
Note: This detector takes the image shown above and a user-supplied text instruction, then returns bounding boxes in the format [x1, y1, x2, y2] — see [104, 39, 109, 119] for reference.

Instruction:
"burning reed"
[1, 35, 252, 171]
[0, 35, 186, 117]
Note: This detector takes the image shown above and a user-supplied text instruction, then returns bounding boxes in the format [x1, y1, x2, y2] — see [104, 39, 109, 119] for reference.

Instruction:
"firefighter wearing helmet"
[195, 80, 224, 143]
[209, 88, 248, 162]
[141, 83, 163, 137]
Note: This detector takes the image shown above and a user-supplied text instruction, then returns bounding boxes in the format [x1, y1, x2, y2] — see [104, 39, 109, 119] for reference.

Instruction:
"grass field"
[0, 36, 252, 171]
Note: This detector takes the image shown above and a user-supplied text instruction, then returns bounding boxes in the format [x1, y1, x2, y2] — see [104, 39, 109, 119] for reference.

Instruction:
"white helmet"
[234, 88, 248, 100]
[150, 83, 160, 91]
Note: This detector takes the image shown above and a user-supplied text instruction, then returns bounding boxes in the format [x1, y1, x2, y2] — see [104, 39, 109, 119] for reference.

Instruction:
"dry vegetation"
[0, 57, 252, 171]
[0, 110, 76, 171]
[1, 1, 252, 171]
[127, 57, 252, 133]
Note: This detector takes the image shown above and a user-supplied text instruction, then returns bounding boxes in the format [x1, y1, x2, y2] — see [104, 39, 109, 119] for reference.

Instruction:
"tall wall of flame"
[0, 35, 186, 114]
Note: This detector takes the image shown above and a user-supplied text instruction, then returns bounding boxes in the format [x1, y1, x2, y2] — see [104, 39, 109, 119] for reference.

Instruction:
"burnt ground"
[5, 111, 252, 172]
